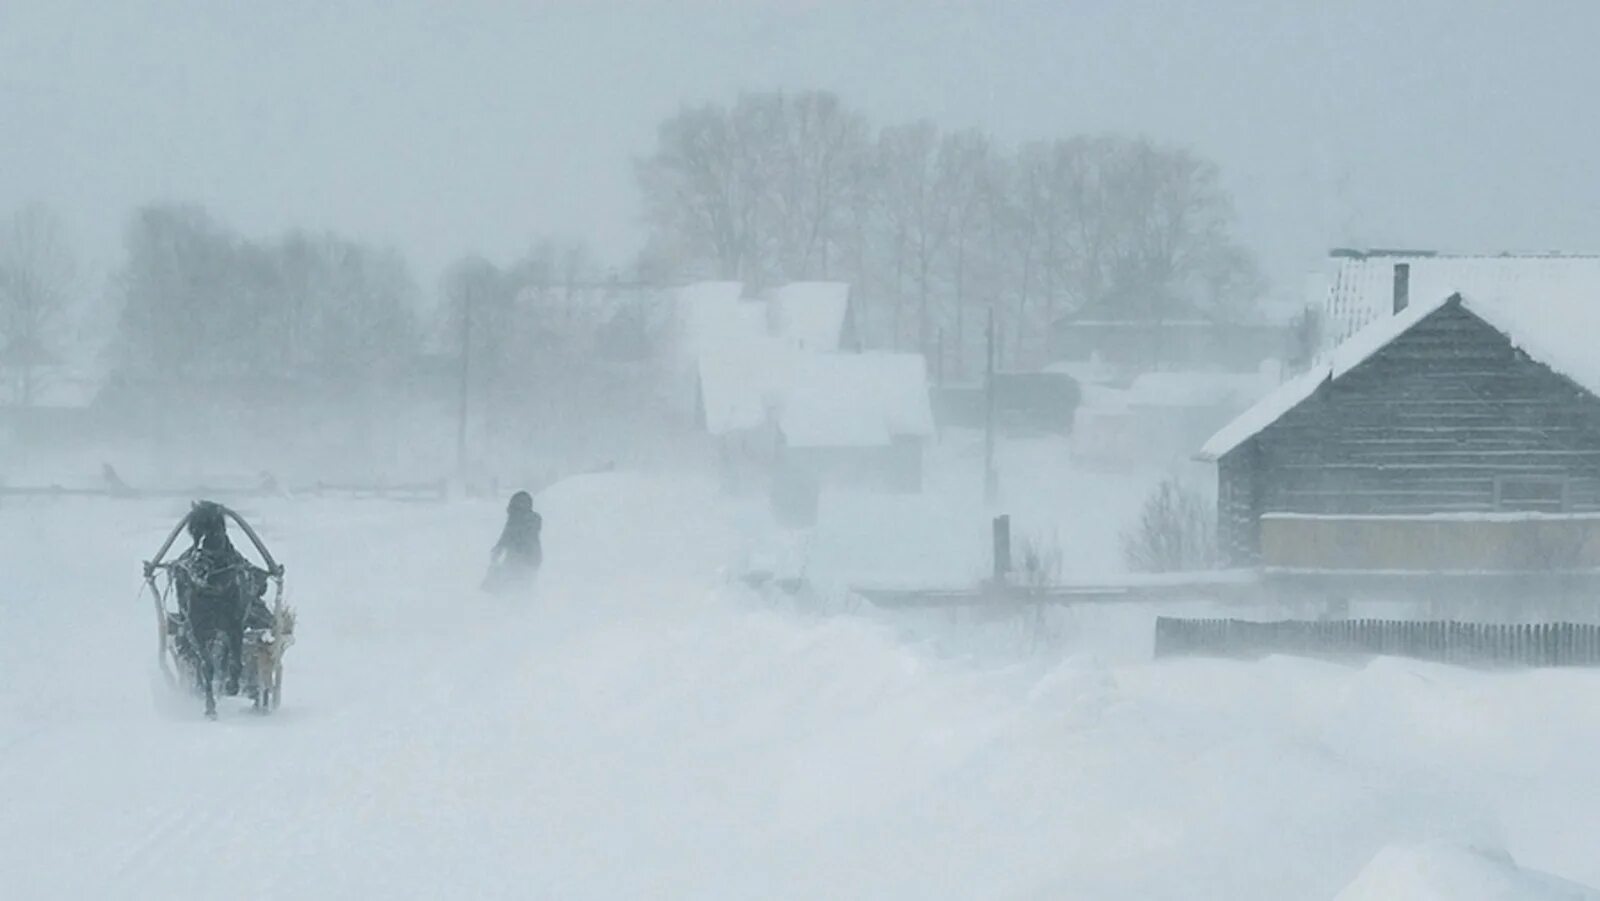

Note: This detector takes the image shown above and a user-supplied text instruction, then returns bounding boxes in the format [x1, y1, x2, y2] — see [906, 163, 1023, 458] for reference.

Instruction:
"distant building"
[1050, 297, 1293, 379]
[762, 282, 859, 352]
[0, 366, 104, 448]
[777, 352, 934, 493]
[1072, 367, 1277, 470]
[1200, 281, 1600, 574]
[674, 281, 932, 494]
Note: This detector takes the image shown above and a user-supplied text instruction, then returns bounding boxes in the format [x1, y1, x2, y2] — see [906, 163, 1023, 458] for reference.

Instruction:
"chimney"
[1392, 262, 1410, 313]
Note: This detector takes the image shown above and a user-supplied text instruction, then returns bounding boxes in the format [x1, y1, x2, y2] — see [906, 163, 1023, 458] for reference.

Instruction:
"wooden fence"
[1154, 616, 1600, 667]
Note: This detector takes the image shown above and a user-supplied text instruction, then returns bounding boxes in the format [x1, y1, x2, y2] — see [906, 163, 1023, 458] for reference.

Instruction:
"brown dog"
[245, 604, 296, 712]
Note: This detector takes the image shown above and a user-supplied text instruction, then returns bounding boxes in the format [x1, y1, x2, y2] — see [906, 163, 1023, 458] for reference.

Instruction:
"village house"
[676, 281, 933, 497]
[1200, 254, 1600, 577]
[775, 351, 933, 493]
[1050, 296, 1296, 380]
[0, 365, 105, 451]
[1072, 366, 1278, 470]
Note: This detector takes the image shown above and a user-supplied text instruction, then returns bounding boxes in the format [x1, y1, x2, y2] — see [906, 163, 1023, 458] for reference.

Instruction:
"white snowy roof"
[765, 282, 851, 351]
[1322, 251, 1600, 347]
[675, 281, 760, 360]
[1198, 288, 1600, 461]
[697, 341, 783, 435]
[779, 352, 933, 448]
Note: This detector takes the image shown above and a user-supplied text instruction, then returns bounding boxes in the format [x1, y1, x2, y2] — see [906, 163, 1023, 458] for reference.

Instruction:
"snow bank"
[9, 470, 1600, 898]
[1335, 841, 1600, 901]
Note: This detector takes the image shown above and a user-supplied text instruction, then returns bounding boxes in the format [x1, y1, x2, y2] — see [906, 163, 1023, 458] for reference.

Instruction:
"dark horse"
[169, 502, 272, 718]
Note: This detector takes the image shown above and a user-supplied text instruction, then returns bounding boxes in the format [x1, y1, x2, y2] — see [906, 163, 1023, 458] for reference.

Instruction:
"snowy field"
[5, 471, 1600, 899]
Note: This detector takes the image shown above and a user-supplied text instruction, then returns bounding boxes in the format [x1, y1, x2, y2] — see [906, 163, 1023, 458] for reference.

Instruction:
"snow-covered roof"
[1322, 250, 1600, 347]
[1198, 288, 1600, 461]
[765, 282, 850, 351]
[675, 281, 759, 360]
[779, 352, 933, 448]
[696, 335, 802, 436]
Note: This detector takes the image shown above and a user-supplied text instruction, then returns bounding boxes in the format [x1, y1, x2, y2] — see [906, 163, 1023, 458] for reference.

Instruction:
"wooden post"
[984, 305, 997, 504]
[456, 285, 473, 477]
[992, 514, 1011, 584]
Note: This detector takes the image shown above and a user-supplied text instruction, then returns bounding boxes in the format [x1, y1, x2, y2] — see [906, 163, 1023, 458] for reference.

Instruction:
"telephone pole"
[455, 287, 473, 477]
[984, 304, 998, 504]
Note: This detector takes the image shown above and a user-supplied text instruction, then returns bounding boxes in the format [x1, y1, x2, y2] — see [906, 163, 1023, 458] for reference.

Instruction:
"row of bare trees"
[436, 239, 676, 473]
[636, 91, 1263, 374]
[109, 204, 421, 400]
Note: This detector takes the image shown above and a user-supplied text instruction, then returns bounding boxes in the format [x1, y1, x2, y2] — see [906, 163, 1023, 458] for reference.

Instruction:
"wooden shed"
[1199, 288, 1600, 571]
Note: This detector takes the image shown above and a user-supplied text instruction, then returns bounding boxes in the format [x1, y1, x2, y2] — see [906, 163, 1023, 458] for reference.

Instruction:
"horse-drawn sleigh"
[143, 501, 295, 719]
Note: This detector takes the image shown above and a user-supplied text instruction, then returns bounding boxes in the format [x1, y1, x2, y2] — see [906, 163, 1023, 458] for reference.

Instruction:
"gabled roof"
[1198, 289, 1600, 461]
[674, 281, 758, 360]
[697, 338, 791, 435]
[765, 282, 851, 351]
[779, 352, 933, 449]
[1322, 250, 1600, 348]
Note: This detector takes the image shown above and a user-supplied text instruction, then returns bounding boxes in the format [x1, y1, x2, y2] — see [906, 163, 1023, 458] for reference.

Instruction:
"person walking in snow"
[483, 490, 542, 593]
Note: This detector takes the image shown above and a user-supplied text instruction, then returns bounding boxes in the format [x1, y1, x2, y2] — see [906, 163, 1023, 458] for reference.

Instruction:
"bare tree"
[935, 129, 997, 379]
[1097, 138, 1255, 321]
[1122, 475, 1218, 572]
[637, 91, 870, 288]
[113, 204, 418, 397]
[876, 120, 952, 356]
[0, 204, 75, 405]
[764, 91, 870, 280]
[637, 102, 757, 281]
[636, 91, 1265, 372]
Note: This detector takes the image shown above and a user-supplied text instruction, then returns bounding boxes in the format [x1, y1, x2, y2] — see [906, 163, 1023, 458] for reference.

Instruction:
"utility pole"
[455, 285, 473, 477]
[984, 304, 997, 504]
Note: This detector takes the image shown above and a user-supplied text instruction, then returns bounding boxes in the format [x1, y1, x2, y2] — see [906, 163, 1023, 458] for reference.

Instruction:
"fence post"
[992, 515, 1011, 585]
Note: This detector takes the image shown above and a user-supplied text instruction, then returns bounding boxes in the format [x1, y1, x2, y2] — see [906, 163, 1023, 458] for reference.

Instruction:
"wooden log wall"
[1219, 300, 1600, 564]
[1259, 513, 1600, 571]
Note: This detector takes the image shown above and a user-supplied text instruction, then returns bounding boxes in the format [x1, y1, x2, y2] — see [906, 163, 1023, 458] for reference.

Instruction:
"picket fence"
[1154, 616, 1600, 667]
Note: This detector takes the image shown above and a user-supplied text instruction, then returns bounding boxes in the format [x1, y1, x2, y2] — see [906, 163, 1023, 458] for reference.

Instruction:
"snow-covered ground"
[4, 469, 1600, 899]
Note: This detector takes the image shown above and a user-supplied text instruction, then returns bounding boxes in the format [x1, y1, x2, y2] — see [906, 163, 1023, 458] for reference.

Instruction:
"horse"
[170, 502, 270, 718]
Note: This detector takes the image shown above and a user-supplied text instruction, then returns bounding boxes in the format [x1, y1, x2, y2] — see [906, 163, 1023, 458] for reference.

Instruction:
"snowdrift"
[7, 473, 1600, 898]
[1336, 841, 1600, 901]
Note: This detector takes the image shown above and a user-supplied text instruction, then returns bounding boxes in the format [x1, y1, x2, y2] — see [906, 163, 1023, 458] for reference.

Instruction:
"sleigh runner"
[143, 502, 296, 717]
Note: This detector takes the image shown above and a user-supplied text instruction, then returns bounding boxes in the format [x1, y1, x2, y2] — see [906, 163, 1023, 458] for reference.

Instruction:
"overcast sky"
[4, 0, 1600, 302]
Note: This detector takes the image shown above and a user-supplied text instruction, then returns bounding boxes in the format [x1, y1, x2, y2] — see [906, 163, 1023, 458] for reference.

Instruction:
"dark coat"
[493, 508, 543, 570]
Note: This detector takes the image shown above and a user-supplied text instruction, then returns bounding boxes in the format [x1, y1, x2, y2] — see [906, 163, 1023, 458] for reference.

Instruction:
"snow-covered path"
[4, 474, 1600, 899]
